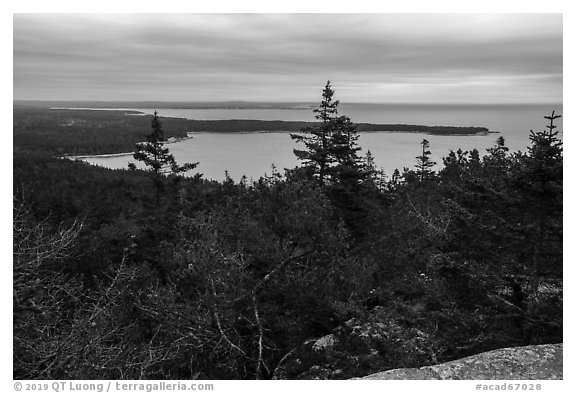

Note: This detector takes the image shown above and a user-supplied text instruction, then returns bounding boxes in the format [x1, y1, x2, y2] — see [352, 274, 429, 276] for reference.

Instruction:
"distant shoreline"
[65, 134, 196, 160]
[50, 107, 146, 115]
[49, 107, 492, 136]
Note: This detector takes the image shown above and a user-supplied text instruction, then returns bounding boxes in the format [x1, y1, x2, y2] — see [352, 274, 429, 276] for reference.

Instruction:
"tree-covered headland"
[13, 83, 562, 379]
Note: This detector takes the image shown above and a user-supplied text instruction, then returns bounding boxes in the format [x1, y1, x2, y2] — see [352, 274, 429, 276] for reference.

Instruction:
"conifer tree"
[363, 150, 386, 190]
[441, 148, 470, 183]
[391, 168, 402, 185]
[516, 111, 563, 214]
[415, 138, 436, 182]
[291, 81, 363, 186]
[492, 136, 509, 157]
[291, 81, 338, 185]
[484, 135, 508, 165]
[517, 111, 563, 306]
[330, 115, 363, 185]
[129, 111, 198, 206]
[527, 111, 563, 169]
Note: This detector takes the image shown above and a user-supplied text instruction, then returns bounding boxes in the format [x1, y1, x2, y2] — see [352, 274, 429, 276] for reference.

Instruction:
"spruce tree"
[363, 150, 387, 190]
[130, 111, 198, 206]
[517, 111, 563, 307]
[291, 81, 363, 186]
[527, 111, 563, 169]
[291, 81, 372, 236]
[291, 81, 338, 185]
[391, 168, 402, 185]
[415, 138, 436, 182]
[330, 115, 363, 184]
[483, 137, 510, 172]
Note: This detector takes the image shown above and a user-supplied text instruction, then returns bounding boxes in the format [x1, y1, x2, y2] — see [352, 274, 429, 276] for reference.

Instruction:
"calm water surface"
[76, 104, 563, 181]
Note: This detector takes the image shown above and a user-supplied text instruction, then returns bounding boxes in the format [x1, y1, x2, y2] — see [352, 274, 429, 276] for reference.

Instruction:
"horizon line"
[13, 99, 564, 107]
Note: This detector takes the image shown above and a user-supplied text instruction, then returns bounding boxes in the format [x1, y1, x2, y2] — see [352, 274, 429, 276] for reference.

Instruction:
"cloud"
[13, 13, 563, 103]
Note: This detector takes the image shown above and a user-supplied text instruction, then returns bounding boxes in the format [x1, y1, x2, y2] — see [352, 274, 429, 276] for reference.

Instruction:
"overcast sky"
[13, 13, 562, 104]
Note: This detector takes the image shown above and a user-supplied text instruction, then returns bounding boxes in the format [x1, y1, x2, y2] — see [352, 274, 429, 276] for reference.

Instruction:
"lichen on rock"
[358, 343, 562, 380]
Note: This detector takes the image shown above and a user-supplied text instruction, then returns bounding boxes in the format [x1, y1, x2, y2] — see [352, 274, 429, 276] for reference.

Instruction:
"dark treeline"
[13, 106, 190, 156]
[13, 83, 561, 380]
[14, 105, 488, 157]
[356, 123, 489, 134]
[192, 120, 489, 135]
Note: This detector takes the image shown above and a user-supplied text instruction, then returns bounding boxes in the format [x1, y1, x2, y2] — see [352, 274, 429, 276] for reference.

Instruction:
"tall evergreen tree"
[527, 111, 563, 169]
[515, 111, 563, 306]
[291, 81, 363, 186]
[330, 115, 363, 184]
[130, 111, 198, 205]
[415, 138, 436, 182]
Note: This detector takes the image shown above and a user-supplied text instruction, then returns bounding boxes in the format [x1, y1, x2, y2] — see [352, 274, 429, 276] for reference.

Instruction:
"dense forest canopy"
[13, 84, 562, 380]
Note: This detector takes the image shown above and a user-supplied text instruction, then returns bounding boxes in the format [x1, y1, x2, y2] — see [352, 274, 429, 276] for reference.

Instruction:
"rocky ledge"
[359, 343, 562, 380]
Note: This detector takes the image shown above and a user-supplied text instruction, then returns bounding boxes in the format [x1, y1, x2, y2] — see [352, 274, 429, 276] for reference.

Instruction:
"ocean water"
[76, 104, 563, 181]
